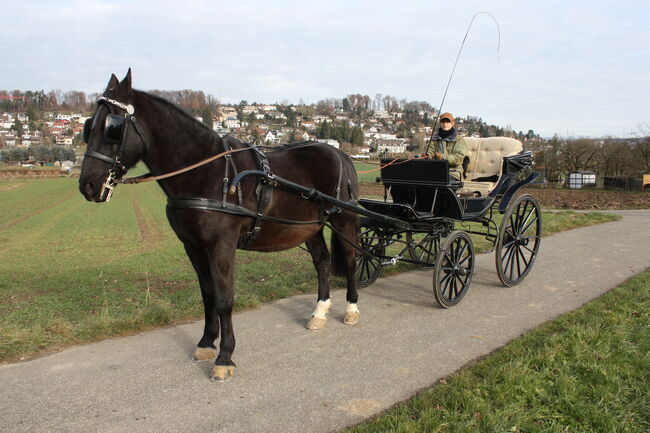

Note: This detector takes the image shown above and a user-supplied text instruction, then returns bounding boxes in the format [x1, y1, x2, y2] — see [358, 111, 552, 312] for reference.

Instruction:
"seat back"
[460, 137, 523, 196]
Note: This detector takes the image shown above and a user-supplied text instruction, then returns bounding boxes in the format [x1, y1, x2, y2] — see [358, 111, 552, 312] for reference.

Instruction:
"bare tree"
[559, 138, 599, 174]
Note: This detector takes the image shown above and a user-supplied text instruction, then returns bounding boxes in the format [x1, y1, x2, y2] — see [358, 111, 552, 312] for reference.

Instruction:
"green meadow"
[0, 177, 619, 362]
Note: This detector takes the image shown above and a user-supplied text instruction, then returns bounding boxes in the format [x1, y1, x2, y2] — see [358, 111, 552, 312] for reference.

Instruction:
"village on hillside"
[0, 91, 541, 162]
[1, 90, 648, 191]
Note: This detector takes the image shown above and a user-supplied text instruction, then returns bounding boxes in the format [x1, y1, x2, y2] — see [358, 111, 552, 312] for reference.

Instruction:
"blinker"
[104, 114, 125, 144]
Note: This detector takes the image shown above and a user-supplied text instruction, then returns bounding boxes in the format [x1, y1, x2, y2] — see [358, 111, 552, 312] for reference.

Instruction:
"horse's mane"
[136, 90, 218, 136]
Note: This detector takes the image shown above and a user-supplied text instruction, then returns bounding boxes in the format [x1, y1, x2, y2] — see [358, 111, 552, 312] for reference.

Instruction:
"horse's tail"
[331, 155, 359, 277]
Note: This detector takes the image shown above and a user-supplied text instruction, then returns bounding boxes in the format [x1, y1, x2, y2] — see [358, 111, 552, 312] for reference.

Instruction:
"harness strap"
[84, 149, 118, 166]
[167, 197, 322, 226]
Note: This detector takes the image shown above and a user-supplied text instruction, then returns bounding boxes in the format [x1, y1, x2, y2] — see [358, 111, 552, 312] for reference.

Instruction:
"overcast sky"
[1, 0, 648, 137]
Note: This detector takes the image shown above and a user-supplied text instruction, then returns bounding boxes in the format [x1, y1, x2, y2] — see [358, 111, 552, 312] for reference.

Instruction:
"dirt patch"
[522, 188, 650, 209]
[0, 183, 25, 192]
[0, 169, 67, 180]
[359, 183, 650, 210]
[129, 187, 163, 245]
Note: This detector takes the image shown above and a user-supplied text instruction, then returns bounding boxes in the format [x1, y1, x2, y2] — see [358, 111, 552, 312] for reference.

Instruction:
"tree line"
[0, 89, 221, 128]
[0, 145, 76, 164]
[530, 130, 650, 182]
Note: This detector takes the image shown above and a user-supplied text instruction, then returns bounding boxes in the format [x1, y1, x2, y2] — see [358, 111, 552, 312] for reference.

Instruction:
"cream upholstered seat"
[460, 137, 523, 196]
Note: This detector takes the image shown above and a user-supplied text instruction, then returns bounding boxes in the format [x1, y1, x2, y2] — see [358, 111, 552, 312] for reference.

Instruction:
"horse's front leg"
[207, 243, 237, 381]
[305, 230, 332, 330]
[184, 244, 219, 362]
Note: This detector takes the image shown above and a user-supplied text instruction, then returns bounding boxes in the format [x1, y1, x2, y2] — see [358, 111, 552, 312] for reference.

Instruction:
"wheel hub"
[452, 264, 469, 277]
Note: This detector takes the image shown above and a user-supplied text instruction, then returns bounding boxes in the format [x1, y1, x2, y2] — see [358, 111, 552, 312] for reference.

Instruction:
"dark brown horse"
[79, 70, 360, 380]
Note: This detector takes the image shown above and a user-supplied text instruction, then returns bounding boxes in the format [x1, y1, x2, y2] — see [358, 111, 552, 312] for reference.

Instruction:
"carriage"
[80, 71, 542, 380]
[353, 137, 542, 308]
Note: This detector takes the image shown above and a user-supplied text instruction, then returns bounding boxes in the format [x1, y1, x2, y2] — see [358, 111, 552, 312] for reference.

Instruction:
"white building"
[224, 118, 241, 129]
[377, 138, 408, 154]
[322, 139, 339, 149]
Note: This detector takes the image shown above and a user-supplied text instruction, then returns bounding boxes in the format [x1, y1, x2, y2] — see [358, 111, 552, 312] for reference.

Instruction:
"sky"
[1, 0, 648, 138]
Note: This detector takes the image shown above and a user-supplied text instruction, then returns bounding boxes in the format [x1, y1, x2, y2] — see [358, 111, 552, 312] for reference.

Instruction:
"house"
[56, 136, 73, 145]
[224, 118, 241, 129]
[377, 138, 408, 155]
[213, 124, 230, 135]
[321, 139, 339, 149]
[264, 131, 279, 144]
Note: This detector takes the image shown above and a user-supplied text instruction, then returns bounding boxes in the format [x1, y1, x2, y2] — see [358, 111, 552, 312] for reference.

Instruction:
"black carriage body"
[354, 150, 541, 306]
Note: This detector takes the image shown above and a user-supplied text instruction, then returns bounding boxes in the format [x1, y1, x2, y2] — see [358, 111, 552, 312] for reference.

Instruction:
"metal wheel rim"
[496, 194, 541, 286]
[355, 227, 385, 288]
[434, 231, 474, 308]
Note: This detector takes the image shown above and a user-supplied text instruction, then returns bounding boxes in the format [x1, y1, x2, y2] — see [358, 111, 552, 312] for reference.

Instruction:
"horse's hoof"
[192, 347, 217, 362]
[306, 316, 327, 330]
[210, 365, 235, 381]
[343, 311, 360, 325]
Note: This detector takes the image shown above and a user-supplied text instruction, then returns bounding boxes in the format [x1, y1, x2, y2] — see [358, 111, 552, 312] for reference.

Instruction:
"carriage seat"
[459, 137, 523, 196]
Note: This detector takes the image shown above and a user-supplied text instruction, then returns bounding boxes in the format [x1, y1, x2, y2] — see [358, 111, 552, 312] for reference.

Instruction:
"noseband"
[83, 96, 141, 201]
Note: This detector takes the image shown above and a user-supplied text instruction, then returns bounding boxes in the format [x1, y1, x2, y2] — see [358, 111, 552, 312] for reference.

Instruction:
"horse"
[79, 70, 360, 381]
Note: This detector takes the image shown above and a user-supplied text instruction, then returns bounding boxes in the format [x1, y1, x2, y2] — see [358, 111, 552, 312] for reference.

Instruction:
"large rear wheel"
[355, 227, 386, 288]
[495, 194, 541, 286]
[434, 230, 474, 308]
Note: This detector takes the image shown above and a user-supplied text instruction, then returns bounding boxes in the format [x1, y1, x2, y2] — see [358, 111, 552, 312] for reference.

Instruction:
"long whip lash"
[424, 11, 501, 155]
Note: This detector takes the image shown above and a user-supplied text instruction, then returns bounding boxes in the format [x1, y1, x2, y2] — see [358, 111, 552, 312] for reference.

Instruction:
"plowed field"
[359, 183, 650, 210]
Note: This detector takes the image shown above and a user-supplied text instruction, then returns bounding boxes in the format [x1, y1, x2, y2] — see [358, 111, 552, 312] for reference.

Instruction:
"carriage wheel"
[434, 230, 474, 308]
[355, 227, 386, 288]
[496, 194, 542, 287]
[406, 232, 439, 269]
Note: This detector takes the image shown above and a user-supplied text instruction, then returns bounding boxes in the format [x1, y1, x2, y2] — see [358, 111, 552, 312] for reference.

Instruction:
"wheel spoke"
[456, 239, 468, 263]
[501, 241, 516, 265]
[515, 248, 521, 278]
[521, 244, 536, 255]
[458, 254, 472, 267]
[450, 277, 457, 300]
[519, 247, 531, 268]
[520, 212, 539, 236]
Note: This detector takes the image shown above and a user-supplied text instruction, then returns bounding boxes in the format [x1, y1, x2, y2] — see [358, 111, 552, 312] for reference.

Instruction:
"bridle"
[82, 96, 259, 202]
[83, 96, 141, 201]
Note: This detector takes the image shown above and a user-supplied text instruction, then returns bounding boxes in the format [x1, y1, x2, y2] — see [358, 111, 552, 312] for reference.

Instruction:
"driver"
[429, 112, 468, 180]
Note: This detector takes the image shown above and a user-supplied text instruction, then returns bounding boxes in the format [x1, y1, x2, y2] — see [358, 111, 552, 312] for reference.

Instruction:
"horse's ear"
[121, 68, 132, 89]
[105, 73, 119, 91]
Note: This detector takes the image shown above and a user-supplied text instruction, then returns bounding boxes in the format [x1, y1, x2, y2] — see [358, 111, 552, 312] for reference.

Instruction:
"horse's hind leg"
[331, 216, 360, 325]
[184, 244, 219, 362]
[305, 229, 332, 330]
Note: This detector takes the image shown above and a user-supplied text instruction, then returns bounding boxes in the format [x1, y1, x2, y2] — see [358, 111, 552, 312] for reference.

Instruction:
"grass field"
[353, 160, 383, 183]
[344, 269, 650, 433]
[0, 177, 620, 363]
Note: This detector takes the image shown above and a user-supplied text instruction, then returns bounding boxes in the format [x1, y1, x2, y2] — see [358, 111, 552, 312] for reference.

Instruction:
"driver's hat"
[439, 112, 454, 122]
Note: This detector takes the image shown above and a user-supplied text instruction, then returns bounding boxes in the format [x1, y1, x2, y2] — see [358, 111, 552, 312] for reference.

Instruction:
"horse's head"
[79, 69, 147, 202]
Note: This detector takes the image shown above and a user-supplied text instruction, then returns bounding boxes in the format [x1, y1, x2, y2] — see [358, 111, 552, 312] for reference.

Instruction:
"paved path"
[2, 210, 649, 433]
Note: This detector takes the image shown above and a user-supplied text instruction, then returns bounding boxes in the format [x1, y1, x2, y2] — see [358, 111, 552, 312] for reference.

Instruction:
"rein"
[356, 154, 434, 174]
[115, 146, 255, 184]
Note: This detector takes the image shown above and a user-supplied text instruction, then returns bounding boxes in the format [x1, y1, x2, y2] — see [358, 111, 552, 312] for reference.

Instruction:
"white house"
[377, 138, 408, 154]
[321, 139, 339, 149]
[224, 118, 241, 129]
[265, 131, 280, 144]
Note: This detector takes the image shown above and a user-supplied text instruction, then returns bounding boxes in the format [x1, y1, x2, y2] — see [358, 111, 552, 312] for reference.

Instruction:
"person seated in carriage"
[428, 112, 468, 181]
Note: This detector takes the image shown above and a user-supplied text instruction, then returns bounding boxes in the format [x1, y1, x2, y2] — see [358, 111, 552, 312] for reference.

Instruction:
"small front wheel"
[355, 227, 386, 288]
[434, 230, 474, 308]
[406, 232, 439, 269]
